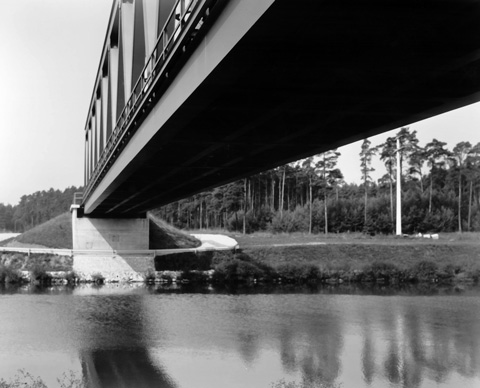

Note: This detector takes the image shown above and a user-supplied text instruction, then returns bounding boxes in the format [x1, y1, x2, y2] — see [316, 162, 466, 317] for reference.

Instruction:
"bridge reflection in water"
[81, 348, 176, 388]
[74, 290, 176, 388]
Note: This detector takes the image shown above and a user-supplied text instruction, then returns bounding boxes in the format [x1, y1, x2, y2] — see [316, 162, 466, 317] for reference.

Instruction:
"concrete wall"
[71, 206, 148, 250]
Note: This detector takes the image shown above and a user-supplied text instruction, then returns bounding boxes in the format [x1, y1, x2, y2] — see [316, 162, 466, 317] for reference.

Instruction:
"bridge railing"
[1, 245, 238, 259]
[83, 0, 220, 205]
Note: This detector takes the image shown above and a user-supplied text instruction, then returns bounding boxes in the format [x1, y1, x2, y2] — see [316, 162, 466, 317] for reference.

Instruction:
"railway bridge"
[72, 0, 480, 250]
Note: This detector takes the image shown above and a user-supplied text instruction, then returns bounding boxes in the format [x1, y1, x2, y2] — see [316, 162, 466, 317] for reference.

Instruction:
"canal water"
[0, 284, 479, 388]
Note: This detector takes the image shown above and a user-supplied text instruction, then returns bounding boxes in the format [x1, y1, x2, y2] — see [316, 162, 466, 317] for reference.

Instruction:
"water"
[0, 284, 479, 388]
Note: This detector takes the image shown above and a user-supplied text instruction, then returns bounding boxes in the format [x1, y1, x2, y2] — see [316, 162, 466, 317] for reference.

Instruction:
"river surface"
[0, 283, 479, 388]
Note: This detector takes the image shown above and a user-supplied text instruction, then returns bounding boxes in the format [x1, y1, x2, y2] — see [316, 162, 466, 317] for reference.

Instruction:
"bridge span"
[73, 0, 480, 250]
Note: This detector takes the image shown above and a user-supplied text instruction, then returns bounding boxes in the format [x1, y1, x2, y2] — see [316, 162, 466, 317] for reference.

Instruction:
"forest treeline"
[154, 127, 480, 235]
[0, 186, 82, 233]
[1, 128, 479, 236]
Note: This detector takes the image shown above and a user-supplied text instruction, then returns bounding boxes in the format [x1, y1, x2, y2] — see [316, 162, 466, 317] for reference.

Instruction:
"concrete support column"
[71, 210, 149, 251]
[71, 205, 80, 249]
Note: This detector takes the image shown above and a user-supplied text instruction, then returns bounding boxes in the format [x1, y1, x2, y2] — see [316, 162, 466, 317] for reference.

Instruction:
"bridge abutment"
[71, 205, 149, 251]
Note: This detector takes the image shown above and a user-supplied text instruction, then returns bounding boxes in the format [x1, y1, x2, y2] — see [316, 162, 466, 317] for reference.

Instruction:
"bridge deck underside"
[88, 0, 480, 217]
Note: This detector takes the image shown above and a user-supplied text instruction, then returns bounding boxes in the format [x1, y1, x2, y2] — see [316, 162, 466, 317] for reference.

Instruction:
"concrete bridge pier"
[70, 205, 149, 251]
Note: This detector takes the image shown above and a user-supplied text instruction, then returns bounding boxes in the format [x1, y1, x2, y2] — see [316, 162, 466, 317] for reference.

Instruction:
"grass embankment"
[1, 212, 73, 249]
[155, 232, 480, 285]
[1, 212, 200, 250]
[0, 214, 201, 285]
[149, 214, 200, 249]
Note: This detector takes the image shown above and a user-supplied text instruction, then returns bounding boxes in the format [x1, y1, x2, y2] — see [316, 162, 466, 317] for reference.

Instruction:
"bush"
[410, 260, 439, 281]
[64, 271, 79, 285]
[144, 268, 157, 283]
[0, 265, 23, 284]
[154, 251, 213, 271]
[91, 272, 105, 285]
[159, 273, 174, 283]
[362, 261, 400, 282]
[269, 207, 309, 233]
[178, 270, 210, 283]
[275, 263, 321, 283]
[211, 250, 235, 267]
[30, 264, 51, 284]
[213, 259, 266, 283]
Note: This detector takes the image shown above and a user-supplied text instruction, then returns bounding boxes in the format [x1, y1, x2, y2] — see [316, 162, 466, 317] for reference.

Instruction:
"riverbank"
[150, 231, 480, 284]
[1, 232, 479, 285]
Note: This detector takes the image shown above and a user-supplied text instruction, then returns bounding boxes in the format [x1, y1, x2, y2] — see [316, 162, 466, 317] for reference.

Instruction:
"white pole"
[396, 137, 402, 235]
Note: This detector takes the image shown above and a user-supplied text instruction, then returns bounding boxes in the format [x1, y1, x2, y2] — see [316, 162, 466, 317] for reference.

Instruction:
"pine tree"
[359, 139, 377, 230]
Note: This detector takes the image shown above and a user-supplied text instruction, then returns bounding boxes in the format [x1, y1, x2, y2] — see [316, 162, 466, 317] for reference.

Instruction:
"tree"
[359, 138, 377, 229]
[424, 139, 451, 214]
[451, 141, 473, 232]
[316, 149, 341, 234]
[465, 142, 480, 231]
[397, 127, 420, 182]
[301, 157, 317, 234]
[379, 136, 397, 226]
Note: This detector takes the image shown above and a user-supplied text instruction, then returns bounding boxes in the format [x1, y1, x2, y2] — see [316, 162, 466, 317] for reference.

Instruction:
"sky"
[337, 102, 480, 184]
[0, 0, 479, 206]
[0, 0, 113, 205]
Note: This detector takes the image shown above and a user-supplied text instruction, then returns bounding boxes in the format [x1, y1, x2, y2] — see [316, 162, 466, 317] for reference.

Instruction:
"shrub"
[411, 260, 439, 281]
[91, 272, 105, 285]
[0, 265, 23, 284]
[211, 250, 235, 267]
[64, 271, 79, 285]
[30, 264, 51, 284]
[154, 251, 213, 271]
[159, 273, 173, 283]
[362, 261, 400, 282]
[269, 208, 308, 233]
[144, 268, 157, 283]
[213, 259, 266, 283]
[178, 270, 209, 283]
[275, 263, 321, 283]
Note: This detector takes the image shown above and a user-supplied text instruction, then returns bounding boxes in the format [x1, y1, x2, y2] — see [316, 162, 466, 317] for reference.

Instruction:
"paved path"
[191, 234, 239, 250]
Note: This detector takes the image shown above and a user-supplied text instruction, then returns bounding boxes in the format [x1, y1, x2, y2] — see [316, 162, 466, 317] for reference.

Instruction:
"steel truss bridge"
[81, 0, 480, 217]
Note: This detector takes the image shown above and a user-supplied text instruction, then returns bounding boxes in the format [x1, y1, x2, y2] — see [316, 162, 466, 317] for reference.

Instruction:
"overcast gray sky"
[0, 0, 112, 205]
[0, 0, 479, 205]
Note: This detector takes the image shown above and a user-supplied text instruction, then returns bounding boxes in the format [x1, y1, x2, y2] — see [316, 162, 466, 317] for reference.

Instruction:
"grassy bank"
[0, 252, 73, 285]
[153, 232, 480, 285]
[1, 212, 200, 250]
[2, 221, 479, 286]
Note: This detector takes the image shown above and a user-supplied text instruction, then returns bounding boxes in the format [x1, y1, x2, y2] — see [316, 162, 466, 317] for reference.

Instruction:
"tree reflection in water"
[73, 287, 480, 388]
[359, 294, 480, 387]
